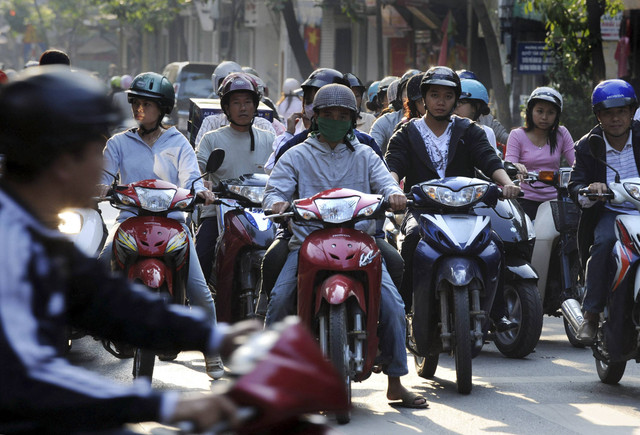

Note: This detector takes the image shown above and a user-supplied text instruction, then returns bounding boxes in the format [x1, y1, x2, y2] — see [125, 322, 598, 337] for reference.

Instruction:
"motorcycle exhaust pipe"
[561, 298, 584, 333]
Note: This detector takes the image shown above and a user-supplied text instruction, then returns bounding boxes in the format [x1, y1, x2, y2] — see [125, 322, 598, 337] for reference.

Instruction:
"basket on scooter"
[550, 200, 580, 233]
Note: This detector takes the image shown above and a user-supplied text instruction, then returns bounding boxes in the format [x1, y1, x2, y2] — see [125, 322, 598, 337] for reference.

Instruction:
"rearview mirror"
[206, 148, 225, 174]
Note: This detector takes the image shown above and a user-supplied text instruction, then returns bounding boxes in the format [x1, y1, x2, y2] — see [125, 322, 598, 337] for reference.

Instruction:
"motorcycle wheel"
[414, 354, 439, 379]
[596, 358, 627, 385]
[329, 304, 351, 424]
[133, 348, 155, 380]
[494, 281, 543, 359]
[452, 288, 472, 395]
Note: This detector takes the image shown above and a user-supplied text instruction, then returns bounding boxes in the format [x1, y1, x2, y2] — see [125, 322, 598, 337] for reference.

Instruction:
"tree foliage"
[527, 0, 623, 139]
[88, 0, 190, 33]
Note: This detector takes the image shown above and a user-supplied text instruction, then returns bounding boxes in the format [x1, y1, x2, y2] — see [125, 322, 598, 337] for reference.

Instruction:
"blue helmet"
[456, 69, 478, 80]
[592, 79, 637, 114]
[460, 79, 489, 104]
[367, 80, 380, 103]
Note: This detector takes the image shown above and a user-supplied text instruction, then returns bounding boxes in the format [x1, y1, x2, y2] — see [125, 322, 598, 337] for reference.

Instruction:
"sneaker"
[205, 355, 224, 380]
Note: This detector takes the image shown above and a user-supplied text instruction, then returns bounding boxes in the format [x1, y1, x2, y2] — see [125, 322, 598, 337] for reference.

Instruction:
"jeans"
[582, 208, 620, 314]
[99, 222, 217, 327]
[265, 250, 408, 377]
[194, 216, 219, 283]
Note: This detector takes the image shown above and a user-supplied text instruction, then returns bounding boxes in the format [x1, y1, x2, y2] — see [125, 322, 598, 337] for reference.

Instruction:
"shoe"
[494, 316, 519, 333]
[205, 355, 224, 380]
[577, 318, 598, 345]
[158, 352, 178, 361]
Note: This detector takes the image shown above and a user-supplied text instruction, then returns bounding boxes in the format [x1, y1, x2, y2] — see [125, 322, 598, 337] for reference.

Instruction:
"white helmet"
[527, 86, 563, 112]
[282, 78, 301, 95]
[211, 61, 242, 91]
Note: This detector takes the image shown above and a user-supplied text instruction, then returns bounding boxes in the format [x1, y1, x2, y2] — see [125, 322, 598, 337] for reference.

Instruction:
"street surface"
[88, 204, 640, 435]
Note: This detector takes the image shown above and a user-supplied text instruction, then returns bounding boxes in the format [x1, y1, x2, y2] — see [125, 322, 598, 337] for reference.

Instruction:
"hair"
[39, 49, 70, 66]
[403, 98, 422, 120]
[524, 100, 561, 154]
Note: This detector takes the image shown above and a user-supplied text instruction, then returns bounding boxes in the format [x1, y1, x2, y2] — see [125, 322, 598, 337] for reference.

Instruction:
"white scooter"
[528, 168, 585, 347]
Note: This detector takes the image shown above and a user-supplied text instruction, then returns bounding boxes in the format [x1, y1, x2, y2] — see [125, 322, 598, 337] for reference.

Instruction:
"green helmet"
[109, 75, 121, 89]
[126, 72, 175, 114]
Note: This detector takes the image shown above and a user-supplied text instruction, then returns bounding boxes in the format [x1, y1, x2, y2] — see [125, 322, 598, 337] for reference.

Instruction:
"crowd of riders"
[3, 46, 640, 432]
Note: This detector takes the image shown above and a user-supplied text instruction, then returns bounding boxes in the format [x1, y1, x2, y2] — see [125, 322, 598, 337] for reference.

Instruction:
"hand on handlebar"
[271, 201, 291, 215]
[197, 190, 216, 205]
[513, 163, 528, 183]
[96, 184, 111, 199]
[584, 182, 610, 201]
[388, 193, 407, 212]
[501, 183, 522, 199]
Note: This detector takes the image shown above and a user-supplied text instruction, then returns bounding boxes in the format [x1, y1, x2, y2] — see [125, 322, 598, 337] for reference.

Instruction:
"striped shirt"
[605, 131, 640, 214]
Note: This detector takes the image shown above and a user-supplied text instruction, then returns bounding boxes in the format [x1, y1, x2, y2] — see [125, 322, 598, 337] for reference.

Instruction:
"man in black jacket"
[0, 66, 257, 434]
[568, 79, 639, 345]
[385, 66, 520, 331]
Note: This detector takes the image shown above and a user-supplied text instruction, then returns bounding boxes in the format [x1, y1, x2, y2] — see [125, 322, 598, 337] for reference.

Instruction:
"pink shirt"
[505, 126, 575, 202]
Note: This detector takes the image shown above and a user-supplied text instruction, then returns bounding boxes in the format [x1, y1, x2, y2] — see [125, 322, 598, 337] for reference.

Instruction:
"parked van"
[162, 62, 216, 134]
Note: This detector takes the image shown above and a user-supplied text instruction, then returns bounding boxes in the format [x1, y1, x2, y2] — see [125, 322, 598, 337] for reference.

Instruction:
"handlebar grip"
[579, 187, 614, 199]
[264, 208, 274, 216]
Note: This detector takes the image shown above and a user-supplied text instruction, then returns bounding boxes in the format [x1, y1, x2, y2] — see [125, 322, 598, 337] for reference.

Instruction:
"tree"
[528, 0, 623, 138]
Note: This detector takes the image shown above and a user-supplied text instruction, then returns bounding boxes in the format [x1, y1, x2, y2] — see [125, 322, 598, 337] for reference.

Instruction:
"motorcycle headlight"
[134, 187, 176, 212]
[422, 184, 488, 207]
[314, 196, 359, 223]
[58, 210, 83, 235]
[116, 192, 137, 206]
[229, 185, 265, 203]
[624, 183, 640, 201]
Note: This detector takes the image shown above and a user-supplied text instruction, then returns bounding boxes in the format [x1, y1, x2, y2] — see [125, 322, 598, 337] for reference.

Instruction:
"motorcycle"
[564, 138, 640, 385]
[267, 188, 390, 424]
[408, 176, 543, 394]
[177, 317, 348, 434]
[207, 149, 276, 323]
[101, 158, 220, 380]
[525, 169, 585, 347]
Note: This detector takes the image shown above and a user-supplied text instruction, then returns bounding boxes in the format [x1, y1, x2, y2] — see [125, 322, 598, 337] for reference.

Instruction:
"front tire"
[452, 288, 472, 395]
[596, 358, 627, 385]
[414, 353, 439, 379]
[133, 348, 155, 380]
[494, 281, 543, 358]
[329, 304, 351, 424]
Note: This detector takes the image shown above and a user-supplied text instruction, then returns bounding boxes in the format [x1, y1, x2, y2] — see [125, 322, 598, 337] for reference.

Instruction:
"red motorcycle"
[269, 188, 388, 424]
[177, 317, 348, 434]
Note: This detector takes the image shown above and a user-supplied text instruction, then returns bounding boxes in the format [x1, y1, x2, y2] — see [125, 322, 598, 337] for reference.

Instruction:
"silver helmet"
[313, 83, 358, 113]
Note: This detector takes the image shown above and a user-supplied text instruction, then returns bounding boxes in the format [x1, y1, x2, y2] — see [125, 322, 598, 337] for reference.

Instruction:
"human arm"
[264, 130, 295, 174]
[368, 151, 406, 211]
[263, 151, 299, 211]
[559, 126, 576, 166]
[177, 136, 207, 195]
[504, 128, 528, 176]
[384, 126, 411, 187]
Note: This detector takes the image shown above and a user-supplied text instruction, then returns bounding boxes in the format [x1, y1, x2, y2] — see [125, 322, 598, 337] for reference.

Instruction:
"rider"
[569, 79, 640, 344]
[97, 72, 225, 379]
[263, 83, 427, 409]
[454, 78, 498, 151]
[195, 61, 277, 146]
[385, 66, 521, 331]
[371, 72, 415, 153]
[0, 65, 257, 434]
[195, 72, 275, 283]
[345, 72, 376, 133]
[277, 77, 302, 121]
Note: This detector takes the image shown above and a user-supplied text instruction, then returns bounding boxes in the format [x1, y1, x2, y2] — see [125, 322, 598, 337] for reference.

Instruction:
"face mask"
[304, 103, 315, 120]
[317, 117, 352, 143]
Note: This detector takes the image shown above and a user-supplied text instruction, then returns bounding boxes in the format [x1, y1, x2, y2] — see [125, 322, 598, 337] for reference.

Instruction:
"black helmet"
[301, 68, 348, 91]
[406, 73, 425, 102]
[0, 65, 121, 179]
[218, 72, 261, 108]
[344, 72, 365, 93]
[420, 66, 461, 100]
[126, 72, 175, 114]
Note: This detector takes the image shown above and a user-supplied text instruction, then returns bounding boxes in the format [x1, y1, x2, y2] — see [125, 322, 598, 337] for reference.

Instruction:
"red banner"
[304, 25, 321, 68]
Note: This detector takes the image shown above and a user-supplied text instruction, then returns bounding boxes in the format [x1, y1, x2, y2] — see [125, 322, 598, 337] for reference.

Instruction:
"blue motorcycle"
[407, 176, 542, 394]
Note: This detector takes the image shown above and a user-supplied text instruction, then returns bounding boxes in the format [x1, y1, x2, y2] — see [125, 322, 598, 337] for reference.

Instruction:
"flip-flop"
[389, 392, 429, 409]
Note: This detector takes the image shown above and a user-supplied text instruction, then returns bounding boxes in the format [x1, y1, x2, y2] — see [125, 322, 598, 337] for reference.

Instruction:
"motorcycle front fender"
[436, 257, 484, 287]
[315, 274, 365, 314]
[128, 258, 171, 291]
[505, 257, 538, 282]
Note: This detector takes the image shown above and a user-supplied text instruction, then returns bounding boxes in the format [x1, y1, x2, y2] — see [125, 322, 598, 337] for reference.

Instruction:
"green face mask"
[317, 117, 352, 143]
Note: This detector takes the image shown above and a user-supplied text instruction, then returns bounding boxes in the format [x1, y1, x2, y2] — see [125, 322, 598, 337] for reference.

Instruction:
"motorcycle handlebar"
[578, 187, 614, 199]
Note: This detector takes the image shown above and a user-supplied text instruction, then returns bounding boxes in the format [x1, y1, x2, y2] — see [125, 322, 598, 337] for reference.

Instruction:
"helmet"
[301, 68, 348, 90]
[242, 66, 260, 77]
[0, 66, 121, 178]
[367, 81, 380, 103]
[527, 86, 563, 112]
[120, 74, 133, 90]
[283, 78, 301, 95]
[387, 79, 401, 103]
[460, 79, 489, 104]
[592, 79, 637, 113]
[456, 69, 478, 80]
[420, 66, 461, 99]
[378, 76, 398, 94]
[211, 60, 242, 91]
[344, 73, 365, 93]
[126, 72, 175, 114]
[313, 83, 358, 113]
[218, 72, 261, 108]
[109, 75, 121, 89]
[406, 73, 425, 101]
[401, 69, 421, 82]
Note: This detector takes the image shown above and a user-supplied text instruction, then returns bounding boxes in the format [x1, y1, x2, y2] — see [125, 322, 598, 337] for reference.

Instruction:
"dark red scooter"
[269, 188, 388, 424]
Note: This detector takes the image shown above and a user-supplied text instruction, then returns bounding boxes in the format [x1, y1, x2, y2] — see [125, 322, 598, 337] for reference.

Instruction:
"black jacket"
[384, 116, 504, 193]
[568, 121, 640, 268]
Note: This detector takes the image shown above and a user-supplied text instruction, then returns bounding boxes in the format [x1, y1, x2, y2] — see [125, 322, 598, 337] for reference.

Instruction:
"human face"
[226, 91, 256, 130]
[597, 105, 633, 138]
[415, 98, 426, 117]
[423, 85, 456, 119]
[454, 100, 476, 120]
[131, 97, 162, 129]
[530, 100, 558, 131]
[352, 88, 363, 111]
[317, 106, 352, 122]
